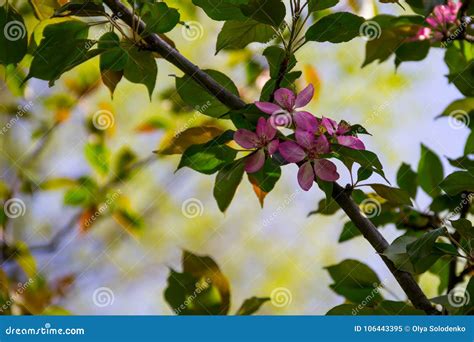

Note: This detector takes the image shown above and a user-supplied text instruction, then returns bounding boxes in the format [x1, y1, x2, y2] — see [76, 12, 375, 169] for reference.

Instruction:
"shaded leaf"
[236, 296, 269, 315]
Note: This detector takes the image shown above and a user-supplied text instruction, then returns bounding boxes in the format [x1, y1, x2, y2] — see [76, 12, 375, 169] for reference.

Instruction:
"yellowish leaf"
[158, 126, 225, 155]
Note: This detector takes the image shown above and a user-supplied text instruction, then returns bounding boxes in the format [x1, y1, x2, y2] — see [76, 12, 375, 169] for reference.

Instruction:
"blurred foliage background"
[0, 0, 468, 314]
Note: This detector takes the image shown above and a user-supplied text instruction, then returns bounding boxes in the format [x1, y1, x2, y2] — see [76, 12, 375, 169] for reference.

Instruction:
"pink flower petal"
[337, 136, 366, 150]
[321, 117, 338, 135]
[274, 88, 296, 111]
[234, 129, 258, 149]
[245, 148, 265, 173]
[256, 117, 266, 138]
[314, 135, 330, 154]
[298, 161, 315, 191]
[267, 139, 279, 155]
[255, 101, 281, 114]
[336, 121, 350, 135]
[415, 27, 432, 40]
[278, 141, 306, 163]
[256, 117, 277, 140]
[295, 84, 314, 108]
[314, 159, 339, 182]
[295, 130, 315, 150]
[294, 111, 318, 133]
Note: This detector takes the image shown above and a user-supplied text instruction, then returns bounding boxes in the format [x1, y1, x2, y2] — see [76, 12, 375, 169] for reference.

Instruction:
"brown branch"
[103, 0, 440, 315]
[103, 0, 245, 110]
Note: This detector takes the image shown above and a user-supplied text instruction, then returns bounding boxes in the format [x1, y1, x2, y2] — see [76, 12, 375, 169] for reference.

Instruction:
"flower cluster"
[234, 85, 366, 191]
[414, 0, 463, 41]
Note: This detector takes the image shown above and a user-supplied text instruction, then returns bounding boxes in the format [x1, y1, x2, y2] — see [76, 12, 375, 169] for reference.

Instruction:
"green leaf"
[370, 184, 411, 206]
[176, 69, 239, 118]
[362, 15, 422, 67]
[98, 32, 128, 71]
[177, 131, 237, 174]
[113, 206, 144, 231]
[326, 259, 382, 305]
[338, 221, 362, 242]
[192, 0, 247, 20]
[395, 40, 430, 68]
[417, 144, 443, 198]
[308, 0, 339, 11]
[306, 12, 365, 43]
[438, 98, 474, 130]
[333, 145, 385, 178]
[308, 197, 339, 216]
[236, 297, 270, 315]
[54, 1, 105, 17]
[123, 44, 157, 98]
[383, 229, 448, 274]
[113, 147, 138, 182]
[27, 20, 102, 85]
[213, 161, 245, 212]
[98, 32, 127, 96]
[240, 0, 285, 26]
[451, 218, 474, 241]
[465, 131, 474, 155]
[247, 158, 282, 207]
[396, 162, 417, 199]
[164, 250, 231, 315]
[63, 177, 99, 207]
[141, 2, 180, 34]
[216, 19, 274, 53]
[357, 167, 373, 183]
[247, 157, 281, 193]
[263, 46, 296, 79]
[440, 171, 474, 195]
[84, 141, 110, 176]
[444, 43, 474, 97]
[28, 0, 62, 19]
[0, 5, 28, 65]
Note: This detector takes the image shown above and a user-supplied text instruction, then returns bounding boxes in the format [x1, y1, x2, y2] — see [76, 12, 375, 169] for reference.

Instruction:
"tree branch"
[103, 0, 245, 110]
[103, 0, 440, 315]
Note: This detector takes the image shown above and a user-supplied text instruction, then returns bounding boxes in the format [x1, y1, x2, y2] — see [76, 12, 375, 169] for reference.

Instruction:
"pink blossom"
[279, 131, 340, 191]
[321, 117, 365, 150]
[426, 0, 462, 29]
[234, 117, 279, 173]
[414, 0, 462, 41]
[255, 84, 318, 130]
